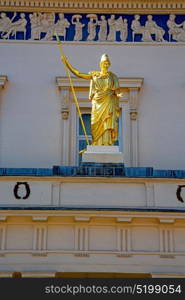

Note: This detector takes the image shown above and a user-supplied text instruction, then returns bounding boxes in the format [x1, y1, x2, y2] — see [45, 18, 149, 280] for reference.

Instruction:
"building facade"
[0, 0, 185, 277]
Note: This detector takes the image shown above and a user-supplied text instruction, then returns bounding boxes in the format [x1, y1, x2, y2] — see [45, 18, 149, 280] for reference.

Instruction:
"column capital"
[56, 78, 71, 120]
[0, 76, 8, 89]
[119, 78, 144, 90]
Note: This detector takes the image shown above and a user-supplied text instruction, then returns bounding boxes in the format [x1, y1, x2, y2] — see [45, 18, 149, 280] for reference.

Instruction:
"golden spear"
[55, 33, 90, 149]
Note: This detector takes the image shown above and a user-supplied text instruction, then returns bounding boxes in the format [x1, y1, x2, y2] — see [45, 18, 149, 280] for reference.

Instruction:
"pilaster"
[74, 225, 89, 253]
[56, 83, 71, 165]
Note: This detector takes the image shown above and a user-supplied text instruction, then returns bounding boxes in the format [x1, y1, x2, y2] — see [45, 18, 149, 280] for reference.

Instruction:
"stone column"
[60, 88, 70, 165]
[56, 77, 71, 165]
[122, 101, 131, 166]
[129, 87, 139, 167]
[119, 78, 143, 167]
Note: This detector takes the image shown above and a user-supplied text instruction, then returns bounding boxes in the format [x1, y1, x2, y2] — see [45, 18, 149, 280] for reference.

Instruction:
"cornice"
[0, 176, 185, 183]
[1, 41, 185, 46]
[56, 77, 144, 89]
[0, 0, 185, 13]
[0, 208, 185, 218]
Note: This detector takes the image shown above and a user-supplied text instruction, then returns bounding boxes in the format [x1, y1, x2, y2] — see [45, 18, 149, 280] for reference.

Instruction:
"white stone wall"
[0, 42, 185, 169]
[0, 177, 185, 209]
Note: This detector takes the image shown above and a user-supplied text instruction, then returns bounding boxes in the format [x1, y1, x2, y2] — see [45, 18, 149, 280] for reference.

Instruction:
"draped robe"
[89, 71, 120, 145]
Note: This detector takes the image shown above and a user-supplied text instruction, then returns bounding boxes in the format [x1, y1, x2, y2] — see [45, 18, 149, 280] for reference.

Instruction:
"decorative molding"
[0, 75, 8, 89]
[1, 175, 185, 183]
[159, 219, 175, 224]
[21, 272, 55, 277]
[160, 254, 175, 259]
[159, 228, 174, 253]
[151, 273, 185, 278]
[2, 40, 185, 46]
[129, 87, 141, 118]
[74, 216, 91, 222]
[117, 253, 132, 257]
[56, 77, 89, 88]
[56, 77, 143, 89]
[1, 210, 185, 219]
[128, 84, 143, 166]
[32, 216, 48, 221]
[0, 272, 12, 277]
[1, 1, 185, 13]
[116, 217, 132, 222]
[33, 225, 47, 251]
[74, 226, 89, 251]
[0, 226, 6, 250]
[74, 252, 89, 257]
[61, 110, 69, 120]
[117, 227, 131, 252]
[13, 182, 31, 200]
[1, 249, 185, 256]
[130, 111, 138, 121]
[32, 251, 47, 256]
[58, 87, 70, 120]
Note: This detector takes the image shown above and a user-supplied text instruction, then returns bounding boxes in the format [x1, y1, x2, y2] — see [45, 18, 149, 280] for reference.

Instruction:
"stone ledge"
[82, 146, 124, 164]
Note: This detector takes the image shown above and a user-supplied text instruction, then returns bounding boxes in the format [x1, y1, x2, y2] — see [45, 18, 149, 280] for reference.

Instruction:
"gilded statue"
[61, 54, 122, 146]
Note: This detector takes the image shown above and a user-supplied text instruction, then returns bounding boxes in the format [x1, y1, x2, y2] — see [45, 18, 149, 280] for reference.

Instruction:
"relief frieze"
[0, 12, 185, 42]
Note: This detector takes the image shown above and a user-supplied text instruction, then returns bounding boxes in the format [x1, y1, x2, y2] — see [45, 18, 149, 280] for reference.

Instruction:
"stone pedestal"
[82, 146, 124, 163]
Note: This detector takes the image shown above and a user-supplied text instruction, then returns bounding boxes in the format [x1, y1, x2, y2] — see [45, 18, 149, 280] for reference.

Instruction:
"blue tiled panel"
[1, 166, 185, 178]
[0, 168, 53, 176]
[153, 169, 185, 178]
[36, 169, 53, 176]
[53, 164, 125, 177]
[125, 167, 153, 177]
[53, 166, 78, 176]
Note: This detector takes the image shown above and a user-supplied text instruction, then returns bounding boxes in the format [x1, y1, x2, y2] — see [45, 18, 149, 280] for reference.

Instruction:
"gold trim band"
[0, 0, 185, 13]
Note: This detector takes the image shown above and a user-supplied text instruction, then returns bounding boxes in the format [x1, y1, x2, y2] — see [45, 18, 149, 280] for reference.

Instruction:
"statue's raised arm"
[61, 56, 92, 80]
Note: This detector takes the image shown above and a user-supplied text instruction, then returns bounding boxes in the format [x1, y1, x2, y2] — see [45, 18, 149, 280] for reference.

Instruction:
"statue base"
[82, 145, 124, 164]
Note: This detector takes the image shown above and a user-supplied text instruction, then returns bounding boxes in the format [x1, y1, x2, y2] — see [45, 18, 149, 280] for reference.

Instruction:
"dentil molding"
[0, 0, 185, 13]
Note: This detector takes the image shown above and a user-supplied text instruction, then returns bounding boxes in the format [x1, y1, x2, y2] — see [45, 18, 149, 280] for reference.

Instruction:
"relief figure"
[167, 14, 185, 42]
[2, 13, 27, 39]
[145, 15, 165, 42]
[116, 17, 128, 41]
[131, 15, 153, 42]
[98, 15, 107, 41]
[0, 12, 17, 37]
[72, 15, 84, 41]
[107, 14, 116, 41]
[29, 13, 41, 40]
[55, 13, 70, 40]
[87, 14, 98, 41]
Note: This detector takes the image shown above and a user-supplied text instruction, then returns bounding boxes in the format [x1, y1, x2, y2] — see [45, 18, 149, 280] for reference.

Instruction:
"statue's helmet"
[100, 54, 111, 67]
